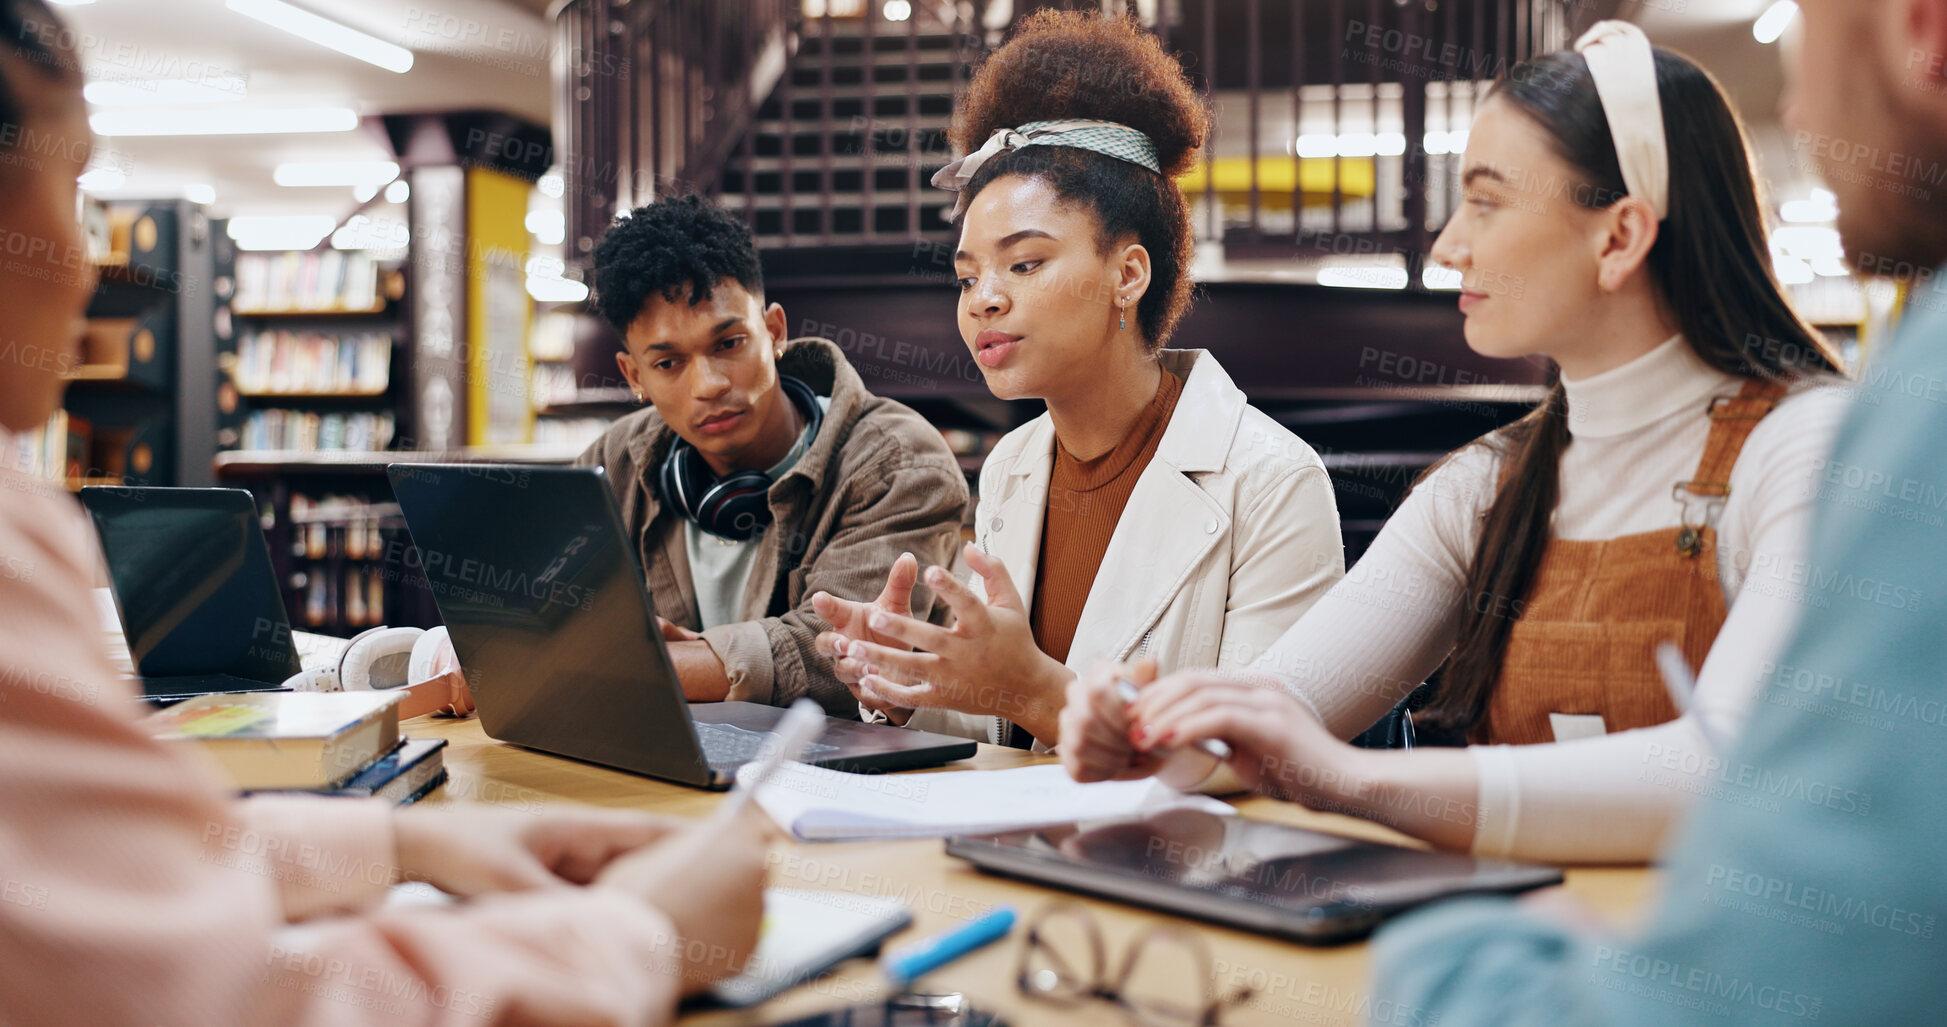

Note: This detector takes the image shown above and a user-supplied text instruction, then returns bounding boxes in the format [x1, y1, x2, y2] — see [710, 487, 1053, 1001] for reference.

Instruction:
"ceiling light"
[274, 161, 400, 187]
[1295, 132, 1411, 159]
[92, 106, 358, 136]
[527, 274, 589, 303]
[85, 77, 249, 107]
[385, 179, 410, 204]
[1773, 225, 1844, 262]
[186, 184, 217, 204]
[228, 214, 336, 251]
[1318, 266, 1409, 290]
[226, 0, 414, 73]
[1422, 265, 1462, 290]
[332, 215, 409, 251]
[1754, 1, 1798, 45]
[525, 209, 565, 246]
[1780, 186, 1838, 224]
[1774, 255, 1815, 285]
[884, 1, 912, 20]
[77, 167, 126, 191]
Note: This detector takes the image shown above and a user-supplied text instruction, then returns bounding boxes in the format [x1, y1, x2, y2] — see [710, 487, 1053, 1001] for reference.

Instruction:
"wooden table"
[411, 716, 1655, 1027]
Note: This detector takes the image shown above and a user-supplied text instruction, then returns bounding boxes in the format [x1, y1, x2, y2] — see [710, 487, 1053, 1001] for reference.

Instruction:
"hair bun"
[952, 10, 1208, 178]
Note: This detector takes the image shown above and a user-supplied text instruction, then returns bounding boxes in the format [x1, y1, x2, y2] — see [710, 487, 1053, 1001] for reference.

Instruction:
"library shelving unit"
[213, 445, 585, 633]
[1788, 274, 1904, 374]
[23, 199, 220, 490]
[211, 242, 417, 636]
[208, 121, 554, 638]
[528, 301, 637, 450]
[218, 245, 408, 457]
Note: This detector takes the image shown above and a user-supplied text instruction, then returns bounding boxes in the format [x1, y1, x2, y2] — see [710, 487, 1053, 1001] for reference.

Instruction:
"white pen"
[1112, 678, 1232, 762]
[1654, 641, 1729, 753]
[717, 698, 827, 822]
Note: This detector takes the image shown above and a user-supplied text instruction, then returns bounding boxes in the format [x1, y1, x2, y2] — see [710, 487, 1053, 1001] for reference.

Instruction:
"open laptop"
[385, 463, 977, 788]
[79, 486, 302, 699]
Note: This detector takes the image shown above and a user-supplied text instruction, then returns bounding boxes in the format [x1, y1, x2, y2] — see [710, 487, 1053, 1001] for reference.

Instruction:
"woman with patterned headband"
[1056, 22, 1854, 865]
[813, 10, 1346, 751]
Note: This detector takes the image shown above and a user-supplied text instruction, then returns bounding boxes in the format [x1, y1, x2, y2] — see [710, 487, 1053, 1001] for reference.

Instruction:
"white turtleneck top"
[1249, 335, 1854, 862]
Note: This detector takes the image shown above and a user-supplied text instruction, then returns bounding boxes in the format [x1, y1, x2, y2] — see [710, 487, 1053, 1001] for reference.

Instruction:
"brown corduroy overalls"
[1478, 379, 1789, 745]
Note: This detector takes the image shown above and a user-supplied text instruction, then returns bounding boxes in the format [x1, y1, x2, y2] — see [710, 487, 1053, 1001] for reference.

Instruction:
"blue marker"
[880, 906, 1017, 988]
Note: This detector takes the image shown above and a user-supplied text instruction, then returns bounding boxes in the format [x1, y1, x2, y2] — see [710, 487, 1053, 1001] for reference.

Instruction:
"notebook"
[745, 761, 1233, 841]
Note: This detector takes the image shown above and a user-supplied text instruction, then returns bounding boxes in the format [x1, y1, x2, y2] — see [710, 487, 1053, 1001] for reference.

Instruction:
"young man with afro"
[575, 195, 968, 715]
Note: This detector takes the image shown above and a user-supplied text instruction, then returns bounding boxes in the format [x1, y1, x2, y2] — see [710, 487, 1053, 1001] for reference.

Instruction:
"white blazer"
[905, 349, 1345, 745]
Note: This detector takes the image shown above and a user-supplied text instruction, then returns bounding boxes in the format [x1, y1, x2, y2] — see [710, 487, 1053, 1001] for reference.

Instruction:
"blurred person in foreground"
[0, 2, 768, 1023]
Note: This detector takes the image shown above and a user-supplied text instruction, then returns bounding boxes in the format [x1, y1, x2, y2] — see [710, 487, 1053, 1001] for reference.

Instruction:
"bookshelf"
[216, 245, 408, 457]
[204, 154, 549, 636]
[214, 445, 582, 633]
[15, 199, 220, 489]
[528, 302, 637, 450]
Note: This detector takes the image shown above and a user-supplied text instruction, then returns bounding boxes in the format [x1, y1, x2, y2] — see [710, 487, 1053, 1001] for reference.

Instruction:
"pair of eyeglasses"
[1014, 903, 1253, 1026]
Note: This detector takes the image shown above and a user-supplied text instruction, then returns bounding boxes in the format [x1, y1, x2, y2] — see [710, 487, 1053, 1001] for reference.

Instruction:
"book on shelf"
[146, 691, 402, 790]
[62, 414, 91, 480]
[8, 409, 100, 482]
[297, 563, 390, 629]
[236, 330, 391, 395]
[9, 409, 66, 480]
[240, 409, 395, 452]
[235, 251, 381, 312]
[246, 737, 447, 805]
[529, 309, 579, 361]
[530, 363, 578, 408]
[532, 416, 615, 450]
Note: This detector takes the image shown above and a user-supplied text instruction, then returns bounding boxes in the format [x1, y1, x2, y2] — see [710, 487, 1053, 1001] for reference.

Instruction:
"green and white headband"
[930, 119, 1162, 219]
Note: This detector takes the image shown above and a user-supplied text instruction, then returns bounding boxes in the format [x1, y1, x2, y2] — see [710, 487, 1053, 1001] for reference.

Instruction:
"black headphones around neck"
[656, 375, 822, 542]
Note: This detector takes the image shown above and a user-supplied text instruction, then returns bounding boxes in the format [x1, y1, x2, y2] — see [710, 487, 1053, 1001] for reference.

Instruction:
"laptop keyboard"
[696, 721, 841, 771]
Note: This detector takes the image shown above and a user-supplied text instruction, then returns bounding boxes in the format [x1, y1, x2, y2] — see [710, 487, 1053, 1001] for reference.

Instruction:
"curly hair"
[951, 10, 1209, 347]
[590, 194, 765, 335]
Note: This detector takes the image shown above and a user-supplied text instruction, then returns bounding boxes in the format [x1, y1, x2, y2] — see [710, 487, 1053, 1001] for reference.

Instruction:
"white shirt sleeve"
[1467, 385, 1850, 862]
[1251, 443, 1499, 736]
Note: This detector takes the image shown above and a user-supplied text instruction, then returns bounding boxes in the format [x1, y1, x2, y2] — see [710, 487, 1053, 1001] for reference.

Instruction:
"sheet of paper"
[746, 761, 1234, 841]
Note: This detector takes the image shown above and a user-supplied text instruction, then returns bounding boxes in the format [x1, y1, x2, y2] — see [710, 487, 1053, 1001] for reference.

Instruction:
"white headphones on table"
[282, 625, 475, 720]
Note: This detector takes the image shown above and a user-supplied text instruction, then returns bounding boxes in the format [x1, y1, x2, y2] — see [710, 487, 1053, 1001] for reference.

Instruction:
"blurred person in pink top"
[0, 2, 770, 1023]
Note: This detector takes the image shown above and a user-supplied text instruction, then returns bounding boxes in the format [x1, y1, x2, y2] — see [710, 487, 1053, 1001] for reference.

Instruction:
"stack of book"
[145, 691, 446, 805]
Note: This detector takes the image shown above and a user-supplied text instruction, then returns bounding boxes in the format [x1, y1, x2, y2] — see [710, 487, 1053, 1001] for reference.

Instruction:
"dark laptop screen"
[385, 463, 715, 783]
[80, 487, 300, 686]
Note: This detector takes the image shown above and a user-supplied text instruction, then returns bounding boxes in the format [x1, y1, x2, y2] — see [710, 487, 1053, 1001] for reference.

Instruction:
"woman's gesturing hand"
[827, 543, 1074, 744]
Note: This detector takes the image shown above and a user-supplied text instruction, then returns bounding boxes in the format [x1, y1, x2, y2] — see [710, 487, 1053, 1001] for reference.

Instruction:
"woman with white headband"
[812, 10, 1346, 750]
[1058, 22, 1852, 864]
